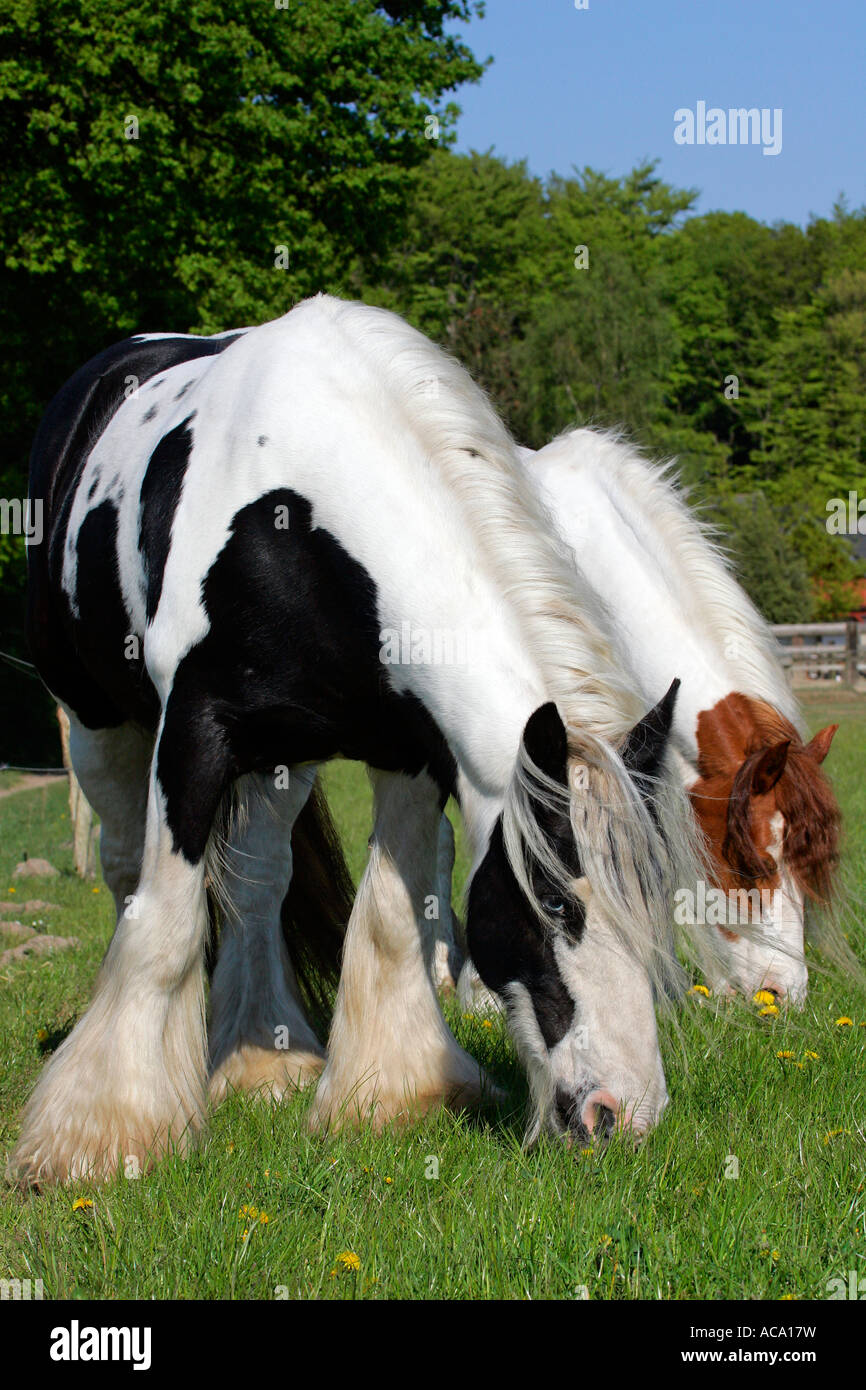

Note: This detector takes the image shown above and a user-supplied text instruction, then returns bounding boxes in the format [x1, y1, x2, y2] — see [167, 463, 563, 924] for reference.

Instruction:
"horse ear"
[620, 678, 680, 779]
[805, 724, 838, 765]
[750, 739, 790, 795]
[522, 702, 568, 785]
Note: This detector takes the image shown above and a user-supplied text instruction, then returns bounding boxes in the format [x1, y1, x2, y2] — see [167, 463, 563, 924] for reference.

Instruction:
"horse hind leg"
[8, 706, 224, 1186]
[309, 769, 494, 1133]
[208, 767, 326, 1104]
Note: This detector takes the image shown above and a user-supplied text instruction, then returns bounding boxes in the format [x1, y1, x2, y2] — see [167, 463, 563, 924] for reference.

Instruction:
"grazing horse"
[454, 429, 839, 1008]
[10, 299, 701, 1185]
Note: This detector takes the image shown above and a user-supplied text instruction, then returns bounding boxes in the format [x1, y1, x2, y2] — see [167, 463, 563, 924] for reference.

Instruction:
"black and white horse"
[10, 296, 701, 1184]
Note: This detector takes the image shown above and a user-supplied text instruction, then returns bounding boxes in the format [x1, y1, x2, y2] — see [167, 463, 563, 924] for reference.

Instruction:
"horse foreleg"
[8, 720, 219, 1186]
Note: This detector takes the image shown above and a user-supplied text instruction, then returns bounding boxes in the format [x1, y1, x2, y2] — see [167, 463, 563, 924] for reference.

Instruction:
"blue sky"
[448, 0, 866, 226]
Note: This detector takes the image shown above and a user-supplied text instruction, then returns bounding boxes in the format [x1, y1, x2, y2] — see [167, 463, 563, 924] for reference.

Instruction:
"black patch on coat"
[138, 414, 196, 621]
[467, 818, 579, 1049]
[141, 404, 158, 423]
[155, 488, 457, 862]
[26, 330, 244, 728]
[72, 499, 159, 727]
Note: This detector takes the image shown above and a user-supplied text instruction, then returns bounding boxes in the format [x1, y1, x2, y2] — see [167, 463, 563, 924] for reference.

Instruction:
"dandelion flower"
[776, 1050, 795, 1060]
[753, 990, 775, 1006]
[803, 1051, 819, 1061]
[835, 1016, 853, 1027]
[35, 1028, 48, 1043]
[689, 984, 711, 997]
[824, 1128, 850, 1144]
[92, 887, 100, 894]
[759, 1004, 779, 1017]
[780, 1293, 795, 1300]
[384, 1176, 393, 1185]
[336, 1251, 360, 1272]
[71, 1197, 93, 1211]
[481, 1019, 493, 1029]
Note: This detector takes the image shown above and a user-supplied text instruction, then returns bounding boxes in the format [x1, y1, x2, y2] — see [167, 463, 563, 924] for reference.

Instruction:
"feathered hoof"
[7, 1103, 201, 1188]
[307, 1059, 501, 1134]
[208, 1044, 324, 1105]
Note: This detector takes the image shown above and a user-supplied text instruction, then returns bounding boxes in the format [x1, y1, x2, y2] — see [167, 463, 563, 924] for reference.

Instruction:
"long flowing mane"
[317, 300, 706, 990]
[550, 427, 803, 732]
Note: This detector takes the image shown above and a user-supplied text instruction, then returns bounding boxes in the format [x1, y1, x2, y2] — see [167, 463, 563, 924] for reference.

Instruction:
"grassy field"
[0, 692, 864, 1300]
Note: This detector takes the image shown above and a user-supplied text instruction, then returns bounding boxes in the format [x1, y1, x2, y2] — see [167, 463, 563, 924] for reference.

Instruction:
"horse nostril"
[581, 1088, 622, 1140]
[763, 981, 787, 1003]
[596, 1105, 617, 1139]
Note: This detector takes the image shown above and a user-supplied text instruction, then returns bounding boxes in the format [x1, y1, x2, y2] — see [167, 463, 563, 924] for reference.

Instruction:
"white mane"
[548, 426, 804, 734]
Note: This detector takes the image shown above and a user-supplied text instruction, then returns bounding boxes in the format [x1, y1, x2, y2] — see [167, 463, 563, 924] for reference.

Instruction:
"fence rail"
[771, 619, 864, 689]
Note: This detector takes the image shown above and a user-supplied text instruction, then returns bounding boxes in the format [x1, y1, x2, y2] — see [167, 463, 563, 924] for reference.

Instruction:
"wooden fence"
[771, 620, 865, 689]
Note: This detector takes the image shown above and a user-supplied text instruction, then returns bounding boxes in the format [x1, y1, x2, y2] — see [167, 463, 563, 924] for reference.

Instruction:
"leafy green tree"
[0, 0, 485, 491]
[704, 492, 814, 624]
[0, 0, 485, 758]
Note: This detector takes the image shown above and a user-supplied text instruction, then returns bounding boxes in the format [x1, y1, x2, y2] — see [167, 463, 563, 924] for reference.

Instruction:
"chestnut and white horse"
[453, 429, 840, 1010]
[10, 300, 701, 1184]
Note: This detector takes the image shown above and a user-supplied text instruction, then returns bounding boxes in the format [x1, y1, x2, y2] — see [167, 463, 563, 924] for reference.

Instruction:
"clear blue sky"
[448, 0, 866, 226]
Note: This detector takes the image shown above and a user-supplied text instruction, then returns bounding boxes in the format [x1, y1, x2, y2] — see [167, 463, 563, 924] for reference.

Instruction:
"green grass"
[0, 694, 864, 1300]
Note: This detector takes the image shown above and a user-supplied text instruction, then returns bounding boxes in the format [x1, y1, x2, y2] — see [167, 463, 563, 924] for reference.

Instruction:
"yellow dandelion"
[8, 887, 15, 894]
[824, 1128, 850, 1144]
[336, 1250, 360, 1272]
[803, 1051, 819, 1061]
[759, 1004, 779, 1017]
[92, 887, 100, 894]
[771, 1250, 780, 1261]
[793, 1061, 805, 1069]
[35, 1028, 48, 1043]
[780, 1294, 795, 1301]
[71, 1197, 93, 1211]
[753, 990, 775, 1006]
[259, 1212, 269, 1225]
[776, 1050, 795, 1060]
[384, 1176, 393, 1185]
[238, 1203, 259, 1220]
[835, 1016, 853, 1027]
[689, 984, 711, 997]
[481, 1019, 493, 1029]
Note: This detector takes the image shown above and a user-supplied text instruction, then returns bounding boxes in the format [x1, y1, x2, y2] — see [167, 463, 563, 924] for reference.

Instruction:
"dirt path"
[0, 773, 66, 801]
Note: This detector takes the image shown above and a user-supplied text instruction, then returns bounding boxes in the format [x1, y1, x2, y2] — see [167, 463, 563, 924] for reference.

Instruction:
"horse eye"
[542, 895, 566, 916]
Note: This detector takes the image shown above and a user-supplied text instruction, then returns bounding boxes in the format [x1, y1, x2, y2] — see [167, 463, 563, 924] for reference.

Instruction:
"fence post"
[845, 620, 859, 689]
[56, 706, 96, 877]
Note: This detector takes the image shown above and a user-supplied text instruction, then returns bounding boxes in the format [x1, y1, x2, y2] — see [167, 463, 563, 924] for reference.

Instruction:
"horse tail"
[281, 775, 352, 1026]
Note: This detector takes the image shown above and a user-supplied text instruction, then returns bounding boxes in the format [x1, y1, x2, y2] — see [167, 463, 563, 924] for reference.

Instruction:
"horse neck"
[530, 433, 796, 764]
